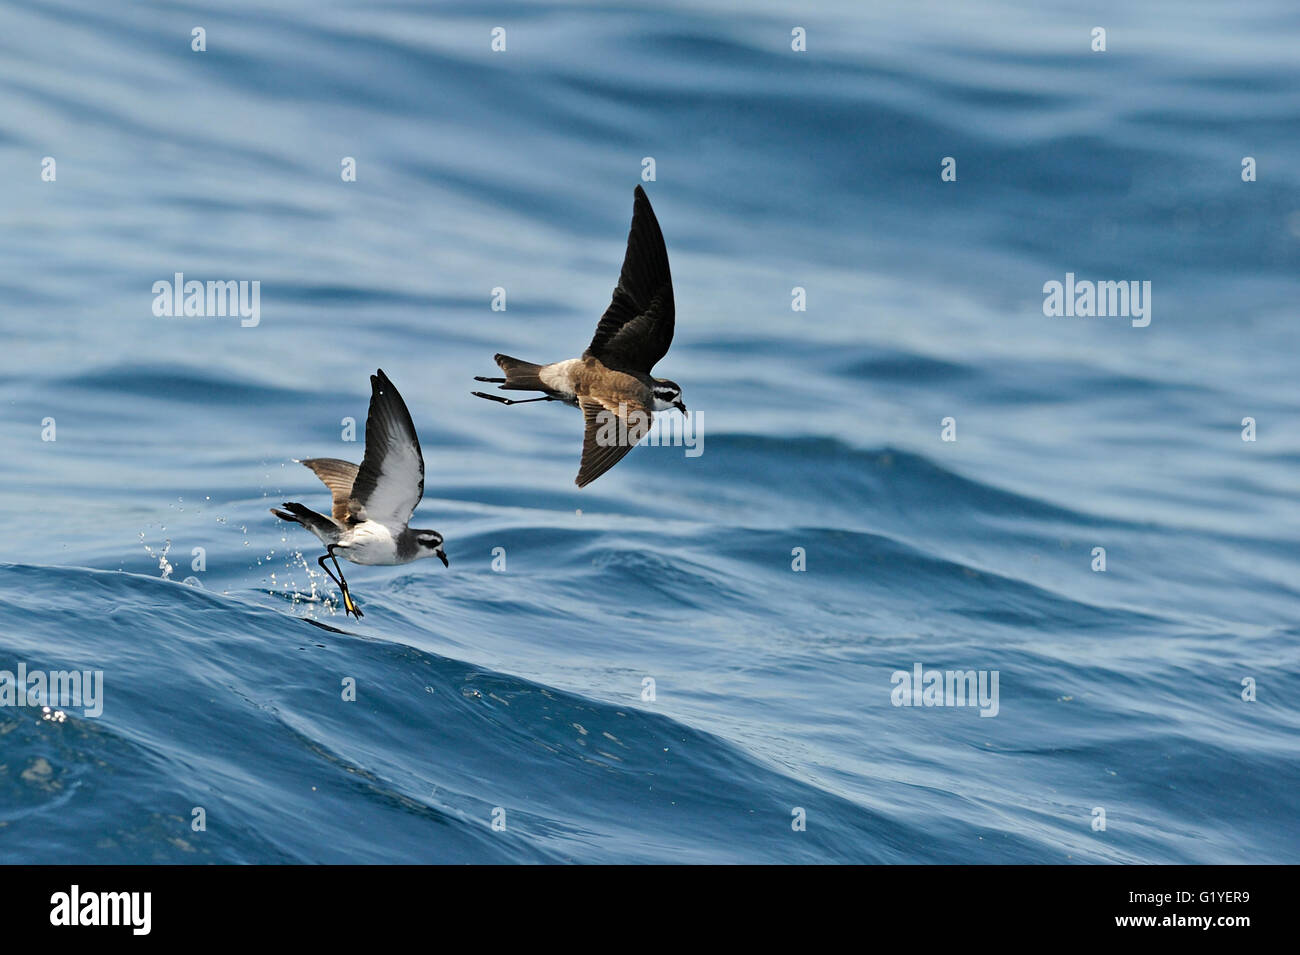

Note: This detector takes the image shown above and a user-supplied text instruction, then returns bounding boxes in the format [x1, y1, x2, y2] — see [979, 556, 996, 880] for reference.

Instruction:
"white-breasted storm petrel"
[272, 369, 447, 618]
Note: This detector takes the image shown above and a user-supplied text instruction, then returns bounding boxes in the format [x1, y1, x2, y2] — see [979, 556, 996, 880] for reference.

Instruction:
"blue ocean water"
[2, 0, 1298, 863]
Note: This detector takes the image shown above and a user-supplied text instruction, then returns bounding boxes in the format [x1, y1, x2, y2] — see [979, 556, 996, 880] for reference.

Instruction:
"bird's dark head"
[652, 378, 687, 414]
[414, 530, 448, 567]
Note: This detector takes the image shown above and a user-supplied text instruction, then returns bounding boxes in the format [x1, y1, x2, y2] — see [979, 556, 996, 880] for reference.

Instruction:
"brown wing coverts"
[584, 185, 674, 375]
[299, 457, 360, 524]
[576, 397, 652, 487]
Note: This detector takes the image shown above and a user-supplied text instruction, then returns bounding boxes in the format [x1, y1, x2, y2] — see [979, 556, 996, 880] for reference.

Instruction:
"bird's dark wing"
[347, 369, 425, 526]
[298, 458, 359, 524]
[583, 185, 674, 375]
[575, 396, 652, 488]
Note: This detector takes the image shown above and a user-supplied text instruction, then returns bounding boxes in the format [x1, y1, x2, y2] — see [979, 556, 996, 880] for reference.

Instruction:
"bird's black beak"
[436, 547, 449, 568]
[674, 400, 688, 414]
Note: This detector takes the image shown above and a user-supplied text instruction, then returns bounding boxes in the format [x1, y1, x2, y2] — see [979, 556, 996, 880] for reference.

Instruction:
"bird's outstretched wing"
[299, 458, 359, 524]
[575, 396, 652, 487]
[347, 369, 425, 526]
[583, 185, 674, 375]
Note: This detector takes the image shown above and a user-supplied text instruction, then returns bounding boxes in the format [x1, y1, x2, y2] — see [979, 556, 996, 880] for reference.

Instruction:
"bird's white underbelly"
[337, 520, 400, 565]
[540, 358, 582, 397]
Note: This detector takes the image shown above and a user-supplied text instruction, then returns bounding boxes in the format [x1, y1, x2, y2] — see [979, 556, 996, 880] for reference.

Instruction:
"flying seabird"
[472, 185, 687, 487]
[271, 369, 448, 618]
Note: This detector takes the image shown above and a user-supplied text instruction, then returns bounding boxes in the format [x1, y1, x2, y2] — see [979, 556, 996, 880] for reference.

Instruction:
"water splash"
[139, 532, 173, 580]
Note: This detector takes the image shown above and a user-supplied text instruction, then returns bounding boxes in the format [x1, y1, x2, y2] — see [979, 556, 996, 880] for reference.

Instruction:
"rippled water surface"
[2, 0, 1298, 862]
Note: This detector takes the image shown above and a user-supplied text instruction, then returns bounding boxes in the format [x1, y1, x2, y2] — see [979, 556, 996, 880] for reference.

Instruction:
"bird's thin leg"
[471, 391, 557, 405]
[473, 376, 506, 383]
[316, 553, 342, 590]
[327, 544, 363, 619]
[316, 552, 359, 618]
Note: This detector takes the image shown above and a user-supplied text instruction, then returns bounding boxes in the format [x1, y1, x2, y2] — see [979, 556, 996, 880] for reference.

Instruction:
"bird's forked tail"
[492, 353, 547, 391]
[270, 502, 339, 541]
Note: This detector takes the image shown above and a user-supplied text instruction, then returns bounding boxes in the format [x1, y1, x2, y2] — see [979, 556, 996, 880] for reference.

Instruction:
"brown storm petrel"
[472, 185, 687, 487]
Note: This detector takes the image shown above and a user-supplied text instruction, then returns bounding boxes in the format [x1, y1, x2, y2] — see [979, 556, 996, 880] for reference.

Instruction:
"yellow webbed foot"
[342, 588, 363, 619]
